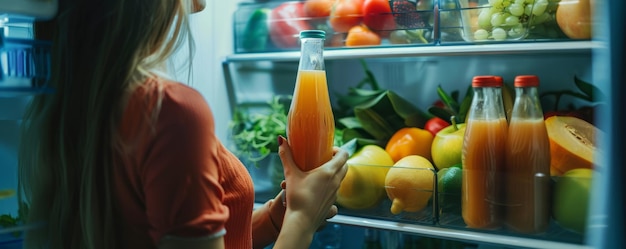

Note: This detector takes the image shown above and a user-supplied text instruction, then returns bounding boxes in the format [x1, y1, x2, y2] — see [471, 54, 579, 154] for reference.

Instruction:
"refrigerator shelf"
[249, 164, 588, 248]
[224, 40, 594, 62]
[0, 223, 44, 248]
[328, 214, 590, 249]
[253, 202, 588, 249]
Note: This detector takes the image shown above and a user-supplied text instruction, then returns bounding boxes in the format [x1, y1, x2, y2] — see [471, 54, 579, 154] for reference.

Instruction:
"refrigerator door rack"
[0, 15, 53, 97]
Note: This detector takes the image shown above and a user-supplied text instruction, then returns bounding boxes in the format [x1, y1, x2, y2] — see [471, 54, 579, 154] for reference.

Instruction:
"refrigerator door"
[587, 0, 625, 248]
[0, 0, 57, 20]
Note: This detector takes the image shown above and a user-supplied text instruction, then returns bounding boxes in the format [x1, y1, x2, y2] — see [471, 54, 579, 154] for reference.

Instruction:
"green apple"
[553, 168, 593, 233]
[431, 123, 466, 170]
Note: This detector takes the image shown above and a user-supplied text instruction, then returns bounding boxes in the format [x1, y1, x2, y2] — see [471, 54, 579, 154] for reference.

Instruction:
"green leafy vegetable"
[540, 76, 605, 110]
[428, 84, 473, 124]
[0, 202, 29, 238]
[333, 60, 431, 148]
[229, 95, 291, 165]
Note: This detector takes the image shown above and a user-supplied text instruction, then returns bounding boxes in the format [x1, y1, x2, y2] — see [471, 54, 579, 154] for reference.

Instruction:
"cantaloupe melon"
[545, 116, 600, 176]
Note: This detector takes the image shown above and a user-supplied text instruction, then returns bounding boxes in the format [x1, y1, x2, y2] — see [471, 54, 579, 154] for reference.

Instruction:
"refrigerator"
[0, 0, 623, 249]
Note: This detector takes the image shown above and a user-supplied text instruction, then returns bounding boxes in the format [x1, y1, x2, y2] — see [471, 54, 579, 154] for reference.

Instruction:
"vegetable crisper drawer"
[233, 0, 436, 53]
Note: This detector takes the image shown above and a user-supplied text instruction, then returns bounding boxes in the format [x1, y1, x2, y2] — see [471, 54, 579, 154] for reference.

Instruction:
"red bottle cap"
[514, 75, 540, 87]
[472, 76, 502, 87]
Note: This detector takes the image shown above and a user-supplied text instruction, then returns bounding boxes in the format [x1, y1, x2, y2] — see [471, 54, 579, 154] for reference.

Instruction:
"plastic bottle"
[462, 75, 508, 229]
[286, 30, 335, 172]
[504, 75, 551, 234]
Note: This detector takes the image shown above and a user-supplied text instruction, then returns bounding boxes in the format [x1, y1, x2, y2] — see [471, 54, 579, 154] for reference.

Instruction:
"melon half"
[545, 116, 600, 176]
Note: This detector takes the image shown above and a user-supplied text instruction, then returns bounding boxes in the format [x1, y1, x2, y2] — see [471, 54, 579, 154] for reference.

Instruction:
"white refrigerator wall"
[169, 1, 244, 142]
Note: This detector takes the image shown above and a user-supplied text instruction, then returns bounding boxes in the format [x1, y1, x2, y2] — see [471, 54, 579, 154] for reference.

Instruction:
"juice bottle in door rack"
[504, 75, 551, 234]
[287, 30, 335, 172]
[462, 75, 508, 229]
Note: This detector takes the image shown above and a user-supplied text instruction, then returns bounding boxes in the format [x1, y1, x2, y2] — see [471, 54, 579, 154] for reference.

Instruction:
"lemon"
[0, 189, 16, 199]
[337, 145, 395, 210]
[384, 155, 435, 215]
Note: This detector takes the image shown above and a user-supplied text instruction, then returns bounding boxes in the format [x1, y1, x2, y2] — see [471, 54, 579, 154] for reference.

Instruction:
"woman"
[18, 0, 348, 248]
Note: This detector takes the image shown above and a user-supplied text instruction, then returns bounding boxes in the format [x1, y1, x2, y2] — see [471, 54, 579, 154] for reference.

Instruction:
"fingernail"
[277, 135, 284, 146]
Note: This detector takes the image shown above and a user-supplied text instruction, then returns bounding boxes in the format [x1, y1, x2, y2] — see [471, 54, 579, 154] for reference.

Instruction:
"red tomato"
[362, 0, 396, 33]
[433, 100, 445, 108]
[424, 117, 450, 136]
[269, 2, 313, 48]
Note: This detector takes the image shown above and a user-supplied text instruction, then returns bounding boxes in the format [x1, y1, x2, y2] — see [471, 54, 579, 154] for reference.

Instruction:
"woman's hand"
[273, 135, 348, 248]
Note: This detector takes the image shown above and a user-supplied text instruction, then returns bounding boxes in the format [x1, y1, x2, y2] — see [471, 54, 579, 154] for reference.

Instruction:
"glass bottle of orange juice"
[286, 30, 335, 172]
[504, 75, 551, 234]
[462, 75, 508, 229]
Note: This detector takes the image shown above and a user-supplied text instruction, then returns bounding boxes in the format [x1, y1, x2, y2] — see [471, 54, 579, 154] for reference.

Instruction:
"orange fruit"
[345, 25, 381, 47]
[385, 127, 433, 163]
[329, 0, 364, 33]
[545, 116, 601, 176]
[304, 0, 336, 18]
[384, 155, 435, 215]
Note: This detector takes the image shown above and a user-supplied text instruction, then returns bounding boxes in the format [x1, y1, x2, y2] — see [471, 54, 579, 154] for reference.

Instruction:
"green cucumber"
[242, 8, 271, 51]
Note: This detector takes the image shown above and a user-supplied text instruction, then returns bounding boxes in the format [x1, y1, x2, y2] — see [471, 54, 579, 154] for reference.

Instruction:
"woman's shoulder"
[138, 76, 214, 127]
[158, 78, 205, 103]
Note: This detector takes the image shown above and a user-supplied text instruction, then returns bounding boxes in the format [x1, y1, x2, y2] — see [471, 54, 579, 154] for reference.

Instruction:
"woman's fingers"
[326, 205, 338, 219]
[330, 148, 349, 175]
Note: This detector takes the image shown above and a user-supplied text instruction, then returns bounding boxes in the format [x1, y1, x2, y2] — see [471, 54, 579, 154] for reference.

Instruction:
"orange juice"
[462, 118, 508, 229]
[287, 69, 335, 171]
[504, 75, 551, 234]
[504, 119, 551, 234]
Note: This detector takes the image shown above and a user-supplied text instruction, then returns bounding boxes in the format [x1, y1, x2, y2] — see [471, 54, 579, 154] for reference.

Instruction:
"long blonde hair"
[18, 0, 195, 248]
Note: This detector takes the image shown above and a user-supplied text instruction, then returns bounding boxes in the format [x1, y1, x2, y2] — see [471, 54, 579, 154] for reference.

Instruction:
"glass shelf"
[253, 201, 589, 249]
[0, 86, 53, 97]
[329, 214, 590, 249]
[224, 41, 595, 63]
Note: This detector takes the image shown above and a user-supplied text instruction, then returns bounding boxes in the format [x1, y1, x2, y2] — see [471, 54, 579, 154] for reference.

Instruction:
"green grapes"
[508, 4, 524, 16]
[468, 0, 556, 41]
[474, 29, 490, 40]
[505, 16, 520, 26]
[492, 28, 507, 40]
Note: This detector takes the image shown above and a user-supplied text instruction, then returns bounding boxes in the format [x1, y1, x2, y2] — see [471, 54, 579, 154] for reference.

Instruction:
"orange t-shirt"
[112, 77, 254, 248]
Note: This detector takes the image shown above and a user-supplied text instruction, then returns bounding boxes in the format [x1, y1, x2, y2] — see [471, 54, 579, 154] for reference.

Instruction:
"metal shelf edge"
[225, 41, 595, 62]
[328, 214, 591, 249]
